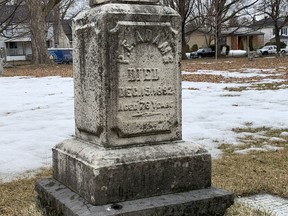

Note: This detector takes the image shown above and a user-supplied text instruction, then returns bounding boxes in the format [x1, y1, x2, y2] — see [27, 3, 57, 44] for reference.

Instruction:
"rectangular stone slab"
[53, 139, 211, 205]
[36, 178, 234, 216]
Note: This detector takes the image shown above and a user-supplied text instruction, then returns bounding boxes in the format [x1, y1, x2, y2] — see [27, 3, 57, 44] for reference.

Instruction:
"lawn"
[1, 57, 287, 215]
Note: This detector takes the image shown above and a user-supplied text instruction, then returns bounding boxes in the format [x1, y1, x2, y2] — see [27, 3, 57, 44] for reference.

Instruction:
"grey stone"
[0, 58, 3, 74]
[36, 178, 234, 216]
[53, 139, 211, 205]
[73, 3, 182, 148]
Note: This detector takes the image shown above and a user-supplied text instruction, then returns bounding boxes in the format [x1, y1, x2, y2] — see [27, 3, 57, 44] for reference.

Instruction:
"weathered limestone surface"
[73, 4, 182, 147]
[35, 1, 234, 215]
[53, 139, 211, 205]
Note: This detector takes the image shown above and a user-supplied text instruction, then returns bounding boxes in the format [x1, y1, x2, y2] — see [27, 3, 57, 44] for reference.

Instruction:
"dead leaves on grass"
[2, 64, 73, 77]
[182, 57, 288, 72]
[182, 57, 288, 85]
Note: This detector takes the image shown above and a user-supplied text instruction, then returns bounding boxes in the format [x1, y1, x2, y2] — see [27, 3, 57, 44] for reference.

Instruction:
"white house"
[250, 18, 288, 45]
[0, 5, 72, 62]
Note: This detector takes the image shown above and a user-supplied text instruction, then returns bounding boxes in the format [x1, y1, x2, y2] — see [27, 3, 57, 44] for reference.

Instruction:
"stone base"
[53, 139, 212, 205]
[36, 178, 234, 216]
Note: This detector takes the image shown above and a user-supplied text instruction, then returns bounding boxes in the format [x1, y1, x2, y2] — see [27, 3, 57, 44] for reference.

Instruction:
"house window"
[9, 42, 17, 49]
[281, 28, 288, 35]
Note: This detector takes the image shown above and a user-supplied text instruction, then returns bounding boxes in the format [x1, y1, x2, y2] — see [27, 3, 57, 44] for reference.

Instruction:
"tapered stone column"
[35, 0, 233, 215]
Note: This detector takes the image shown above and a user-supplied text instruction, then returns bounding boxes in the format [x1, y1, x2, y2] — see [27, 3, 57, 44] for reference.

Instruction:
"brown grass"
[0, 165, 271, 216]
[182, 57, 288, 72]
[213, 149, 288, 198]
[225, 203, 271, 216]
[182, 57, 288, 84]
[2, 64, 72, 77]
[0, 168, 51, 216]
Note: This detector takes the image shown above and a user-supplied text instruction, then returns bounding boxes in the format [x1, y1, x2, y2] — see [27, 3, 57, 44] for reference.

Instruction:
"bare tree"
[258, 0, 288, 53]
[195, 0, 258, 58]
[24, 0, 61, 64]
[53, 0, 84, 48]
[0, 0, 25, 35]
[163, 0, 258, 58]
[162, 0, 202, 59]
[60, 0, 88, 19]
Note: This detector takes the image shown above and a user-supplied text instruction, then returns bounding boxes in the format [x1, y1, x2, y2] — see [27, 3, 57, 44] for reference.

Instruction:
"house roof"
[249, 18, 274, 28]
[222, 27, 264, 36]
[61, 19, 72, 41]
[0, 5, 29, 24]
[4, 37, 31, 42]
[0, 5, 73, 42]
[250, 17, 288, 28]
[186, 27, 263, 37]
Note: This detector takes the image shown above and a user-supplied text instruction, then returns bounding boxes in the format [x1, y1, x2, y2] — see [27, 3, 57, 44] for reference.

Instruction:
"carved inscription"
[116, 28, 174, 64]
[127, 68, 159, 82]
[119, 86, 174, 98]
[118, 100, 173, 113]
[112, 21, 179, 136]
[118, 65, 174, 117]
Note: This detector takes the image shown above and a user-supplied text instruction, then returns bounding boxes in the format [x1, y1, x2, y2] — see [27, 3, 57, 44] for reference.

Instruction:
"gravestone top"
[73, 5, 181, 147]
[90, 0, 159, 7]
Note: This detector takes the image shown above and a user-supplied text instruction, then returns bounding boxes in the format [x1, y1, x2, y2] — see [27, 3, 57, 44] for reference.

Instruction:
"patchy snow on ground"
[182, 69, 283, 79]
[0, 69, 288, 181]
[182, 81, 288, 155]
[0, 77, 74, 181]
[184, 70, 276, 78]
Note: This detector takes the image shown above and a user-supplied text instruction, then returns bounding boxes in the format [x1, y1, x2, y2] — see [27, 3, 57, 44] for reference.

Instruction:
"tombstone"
[0, 58, 3, 75]
[0, 48, 5, 74]
[35, 0, 233, 215]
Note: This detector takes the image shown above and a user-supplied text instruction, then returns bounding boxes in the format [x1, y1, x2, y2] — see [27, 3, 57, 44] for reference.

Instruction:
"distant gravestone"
[35, 0, 233, 215]
[0, 58, 2, 71]
[0, 48, 5, 74]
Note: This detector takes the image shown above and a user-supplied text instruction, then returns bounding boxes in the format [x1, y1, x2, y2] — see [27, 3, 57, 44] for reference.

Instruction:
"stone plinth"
[53, 139, 211, 205]
[36, 179, 233, 216]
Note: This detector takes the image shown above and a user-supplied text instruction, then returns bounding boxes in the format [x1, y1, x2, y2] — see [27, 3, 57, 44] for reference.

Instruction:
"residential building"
[0, 5, 30, 61]
[0, 5, 72, 61]
[250, 18, 288, 45]
[186, 27, 264, 52]
[222, 27, 264, 51]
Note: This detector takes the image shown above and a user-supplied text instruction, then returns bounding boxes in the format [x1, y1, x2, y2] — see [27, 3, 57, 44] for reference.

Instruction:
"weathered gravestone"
[0, 48, 5, 75]
[35, 0, 234, 215]
[0, 58, 3, 75]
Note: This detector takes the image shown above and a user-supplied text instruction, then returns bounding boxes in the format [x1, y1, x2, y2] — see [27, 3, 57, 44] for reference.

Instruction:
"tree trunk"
[26, 0, 50, 64]
[181, 22, 188, 60]
[215, 0, 223, 59]
[53, 4, 61, 48]
[274, 24, 281, 54]
[179, 0, 188, 60]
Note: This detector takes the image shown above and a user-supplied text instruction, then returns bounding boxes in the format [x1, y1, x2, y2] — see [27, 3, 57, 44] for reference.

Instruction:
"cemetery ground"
[0, 57, 288, 215]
